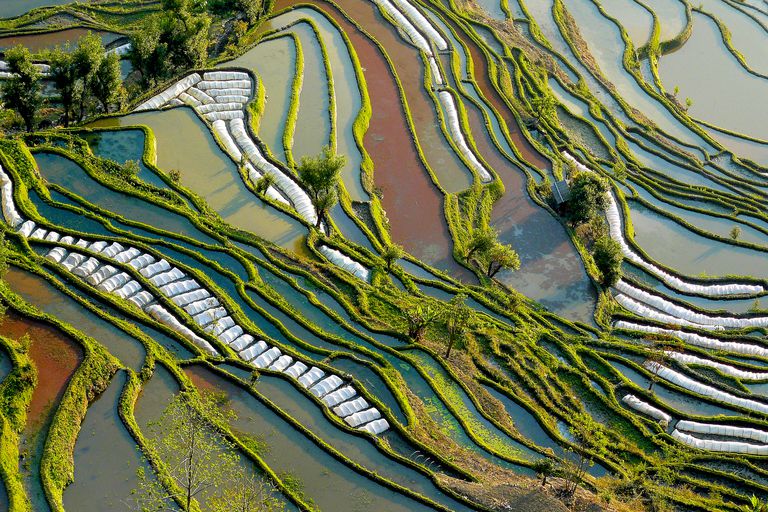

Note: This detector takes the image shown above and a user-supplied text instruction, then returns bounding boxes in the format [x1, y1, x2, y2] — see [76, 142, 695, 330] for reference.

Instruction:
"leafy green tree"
[402, 301, 443, 342]
[130, 390, 283, 512]
[255, 173, 276, 194]
[484, 242, 520, 278]
[48, 47, 78, 127]
[381, 243, 404, 271]
[533, 458, 555, 487]
[464, 226, 497, 260]
[1, 45, 44, 132]
[211, 0, 265, 24]
[297, 146, 346, 230]
[91, 52, 123, 113]
[445, 293, 471, 358]
[730, 226, 741, 241]
[129, 0, 211, 86]
[592, 235, 622, 286]
[560, 412, 608, 499]
[565, 172, 609, 225]
[72, 32, 104, 121]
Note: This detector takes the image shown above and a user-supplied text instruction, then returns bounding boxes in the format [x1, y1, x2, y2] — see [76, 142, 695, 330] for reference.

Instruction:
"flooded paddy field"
[0, 0, 767, 510]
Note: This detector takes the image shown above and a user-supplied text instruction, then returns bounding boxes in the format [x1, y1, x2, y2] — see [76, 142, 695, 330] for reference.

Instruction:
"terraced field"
[0, 0, 767, 511]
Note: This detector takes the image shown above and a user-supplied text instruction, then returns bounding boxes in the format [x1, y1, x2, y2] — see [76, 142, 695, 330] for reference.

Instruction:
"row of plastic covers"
[615, 280, 768, 330]
[561, 151, 764, 298]
[621, 394, 672, 424]
[672, 429, 768, 455]
[666, 352, 768, 382]
[132, 71, 372, 281]
[644, 362, 768, 415]
[615, 320, 768, 358]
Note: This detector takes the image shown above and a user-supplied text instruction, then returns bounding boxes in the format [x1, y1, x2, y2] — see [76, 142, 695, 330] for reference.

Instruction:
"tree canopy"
[565, 172, 610, 225]
[297, 146, 345, 229]
[1, 45, 44, 132]
[592, 235, 622, 287]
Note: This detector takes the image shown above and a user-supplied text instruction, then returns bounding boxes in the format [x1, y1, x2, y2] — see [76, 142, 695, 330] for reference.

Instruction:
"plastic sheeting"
[621, 394, 672, 424]
[114, 247, 141, 264]
[333, 396, 369, 417]
[252, 347, 281, 369]
[218, 325, 243, 344]
[667, 352, 768, 382]
[114, 280, 142, 299]
[98, 272, 131, 292]
[192, 306, 228, 327]
[171, 288, 211, 308]
[390, 0, 448, 50]
[298, 367, 325, 388]
[615, 293, 718, 330]
[230, 334, 254, 352]
[73, 257, 100, 278]
[240, 340, 268, 361]
[61, 252, 86, 271]
[344, 407, 381, 427]
[371, 0, 431, 54]
[145, 304, 218, 355]
[671, 429, 768, 455]
[100, 242, 124, 258]
[140, 259, 171, 278]
[0, 164, 23, 228]
[45, 247, 67, 263]
[184, 297, 221, 316]
[44, 231, 60, 242]
[158, 277, 198, 297]
[309, 375, 343, 398]
[269, 354, 293, 372]
[284, 361, 308, 379]
[318, 245, 370, 281]
[152, 268, 186, 288]
[17, 220, 36, 238]
[614, 320, 768, 358]
[438, 91, 492, 183]
[322, 385, 356, 407]
[589, 172, 765, 298]
[135, 73, 202, 111]
[645, 362, 768, 415]
[128, 253, 155, 270]
[616, 280, 768, 330]
[360, 418, 390, 434]
[30, 227, 47, 239]
[129, 291, 154, 308]
[677, 419, 768, 444]
[86, 264, 118, 286]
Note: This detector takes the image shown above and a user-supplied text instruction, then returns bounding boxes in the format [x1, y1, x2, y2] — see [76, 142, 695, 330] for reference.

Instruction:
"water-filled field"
[0, 0, 767, 511]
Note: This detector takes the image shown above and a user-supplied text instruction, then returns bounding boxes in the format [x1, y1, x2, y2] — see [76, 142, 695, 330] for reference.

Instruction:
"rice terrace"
[0, 0, 766, 510]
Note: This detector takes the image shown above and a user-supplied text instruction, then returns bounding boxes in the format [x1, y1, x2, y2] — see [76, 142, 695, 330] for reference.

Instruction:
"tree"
[592, 235, 622, 286]
[48, 47, 78, 127]
[211, 0, 265, 24]
[381, 243, 404, 271]
[560, 412, 607, 500]
[565, 172, 609, 225]
[402, 301, 443, 342]
[91, 52, 123, 113]
[129, 390, 283, 512]
[255, 173, 276, 194]
[533, 458, 555, 487]
[730, 226, 741, 241]
[297, 146, 345, 230]
[445, 293, 471, 359]
[129, 0, 211, 86]
[484, 242, 520, 278]
[72, 32, 104, 121]
[1, 45, 44, 132]
[646, 344, 669, 393]
[464, 226, 497, 260]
